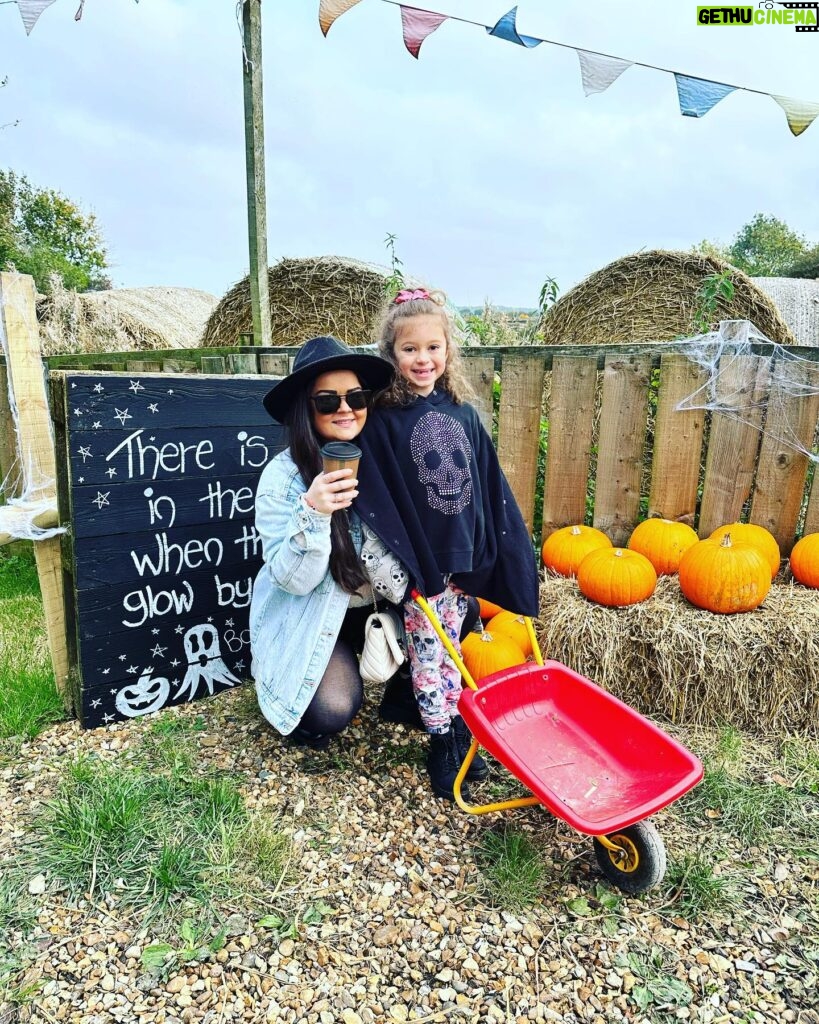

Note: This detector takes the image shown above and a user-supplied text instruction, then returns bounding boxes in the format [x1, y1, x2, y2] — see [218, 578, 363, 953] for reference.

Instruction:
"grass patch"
[679, 764, 810, 844]
[664, 851, 739, 919]
[780, 736, 819, 795]
[24, 751, 292, 926]
[474, 824, 546, 910]
[0, 553, 64, 741]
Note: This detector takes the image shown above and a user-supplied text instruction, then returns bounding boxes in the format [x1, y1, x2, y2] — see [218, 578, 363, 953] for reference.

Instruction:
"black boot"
[427, 727, 471, 801]
[452, 714, 489, 781]
[379, 667, 423, 729]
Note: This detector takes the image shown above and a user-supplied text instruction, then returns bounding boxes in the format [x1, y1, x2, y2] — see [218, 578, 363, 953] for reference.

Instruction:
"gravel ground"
[1, 684, 817, 1024]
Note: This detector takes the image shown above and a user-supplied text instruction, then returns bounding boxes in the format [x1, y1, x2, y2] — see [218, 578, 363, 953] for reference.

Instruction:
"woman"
[250, 335, 394, 749]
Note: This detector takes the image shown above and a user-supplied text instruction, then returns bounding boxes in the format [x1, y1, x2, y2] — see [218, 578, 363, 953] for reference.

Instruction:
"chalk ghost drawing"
[176, 624, 240, 701]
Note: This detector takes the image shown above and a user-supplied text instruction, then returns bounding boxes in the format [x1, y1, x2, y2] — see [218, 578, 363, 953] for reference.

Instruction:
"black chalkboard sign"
[58, 373, 285, 728]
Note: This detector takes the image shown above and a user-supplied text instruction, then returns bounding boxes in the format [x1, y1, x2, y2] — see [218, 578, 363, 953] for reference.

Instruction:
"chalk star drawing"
[170, 658, 180, 667]
[77, 446, 93, 462]
[102, 668, 110, 675]
[106, 467, 117, 478]
[150, 644, 167, 658]
[167, 389, 174, 394]
[129, 380, 145, 394]
[147, 403, 159, 413]
[93, 383, 104, 393]
[92, 421, 102, 430]
[71, 382, 76, 389]
[234, 660, 246, 672]
[109, 688, 117, 695]
[114, 408, 132, 426]
[207, 616, 213, 623]
[90, 698, 101, 708]
[225, 618, 235, 627]
[73, 407, 84, 417]
[92, 492, 110, 509]
[118, 654, 127, 661]
[78, 477, 84, 484]
[103, 714, 114, 723]
[126, 664, 139, 674]
[175, 625, 184, 634]
[151, 628, 160, 635]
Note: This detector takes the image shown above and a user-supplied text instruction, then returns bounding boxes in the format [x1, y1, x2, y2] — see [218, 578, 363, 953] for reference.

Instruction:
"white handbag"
[360, 606, 406, 684]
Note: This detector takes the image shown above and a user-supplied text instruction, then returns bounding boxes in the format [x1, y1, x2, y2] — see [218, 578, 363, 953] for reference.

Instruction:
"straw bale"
[751, 276, 819, 347]
[540, 250, 796, 347]
[37, 282, 218, 355]
[201, 256, 395, 348]
[535, 572, 819, 735]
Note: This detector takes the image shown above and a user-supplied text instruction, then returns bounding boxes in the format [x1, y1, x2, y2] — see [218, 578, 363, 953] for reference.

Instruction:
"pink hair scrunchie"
[393, 289, 431, 305]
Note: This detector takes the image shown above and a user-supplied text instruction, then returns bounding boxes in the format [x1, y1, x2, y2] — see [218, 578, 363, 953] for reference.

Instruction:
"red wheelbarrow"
[411, 591, 703, 894]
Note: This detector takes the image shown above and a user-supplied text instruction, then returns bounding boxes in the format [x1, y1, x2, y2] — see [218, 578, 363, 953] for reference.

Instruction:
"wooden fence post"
[0, 272, 71, 703]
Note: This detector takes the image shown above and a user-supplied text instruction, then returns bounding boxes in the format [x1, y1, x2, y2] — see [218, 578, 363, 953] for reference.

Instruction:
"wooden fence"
[30, 326, 819, 553]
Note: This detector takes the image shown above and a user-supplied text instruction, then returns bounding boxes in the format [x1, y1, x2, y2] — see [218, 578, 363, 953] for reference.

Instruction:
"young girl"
[355, 290, 540, 800]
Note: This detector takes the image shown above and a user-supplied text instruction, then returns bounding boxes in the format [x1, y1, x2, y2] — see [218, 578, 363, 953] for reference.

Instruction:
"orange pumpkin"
[627, 518, 699, 575]
[477, 597, 505, 621]
[576, 548, 657, 607]
[486, 611, 533, 658]
[679, 534, 770, 614]
[541, 524, 612, 577]
[708, 522, 780, 580]
[461, 630, 526, 681]
[788, 532, 819, 588]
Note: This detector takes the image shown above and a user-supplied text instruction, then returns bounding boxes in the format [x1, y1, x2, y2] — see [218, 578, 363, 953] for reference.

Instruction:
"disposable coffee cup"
[320, 441, 361, 479]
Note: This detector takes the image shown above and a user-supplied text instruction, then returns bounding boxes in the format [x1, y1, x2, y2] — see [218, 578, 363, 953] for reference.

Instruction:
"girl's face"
[310, 369, 368, 441]
[393, 314, 448, 397]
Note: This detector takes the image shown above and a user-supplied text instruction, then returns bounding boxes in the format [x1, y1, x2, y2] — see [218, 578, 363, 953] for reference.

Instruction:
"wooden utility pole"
[242, 0, 272, 346]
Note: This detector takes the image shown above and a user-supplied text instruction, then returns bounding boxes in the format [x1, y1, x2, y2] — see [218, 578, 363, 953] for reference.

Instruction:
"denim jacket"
[249, 449, 360, 734]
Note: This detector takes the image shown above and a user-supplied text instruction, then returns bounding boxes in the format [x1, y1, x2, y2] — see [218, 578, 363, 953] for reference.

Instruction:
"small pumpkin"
[576, 548, 657, 607]
[486, 610, 533, 658]
[477, 597, 505, 621]
[679, 533, 771, 614]
[788, 532, 819, 588]
[708, 522, 780, 580]
[627, 518, 699, 575]
[541, 524, 612, 577]
[461, 629, 526, 681]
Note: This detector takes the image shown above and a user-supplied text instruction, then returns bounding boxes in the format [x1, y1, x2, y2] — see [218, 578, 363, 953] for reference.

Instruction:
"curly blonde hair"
[375, 290, 474, 407]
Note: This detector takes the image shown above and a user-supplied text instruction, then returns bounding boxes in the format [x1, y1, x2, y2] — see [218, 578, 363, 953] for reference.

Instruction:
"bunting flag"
[486, 6, 541, 48]
[771, 94, 819, 137]
[674, 74, 736, 117]
[75, 0, 84, 21]
[16, 0, 57, 35]
[319, 0, 363, 36]
[576, 50, 633, 97]
[400, 6, 447, 58]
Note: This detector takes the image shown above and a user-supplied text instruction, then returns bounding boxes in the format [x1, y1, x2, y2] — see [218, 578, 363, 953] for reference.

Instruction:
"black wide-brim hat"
[262, 335, 395, 423]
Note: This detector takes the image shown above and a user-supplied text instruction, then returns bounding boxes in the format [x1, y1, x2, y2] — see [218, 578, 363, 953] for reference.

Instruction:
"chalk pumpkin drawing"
[58, 373, 286, 728]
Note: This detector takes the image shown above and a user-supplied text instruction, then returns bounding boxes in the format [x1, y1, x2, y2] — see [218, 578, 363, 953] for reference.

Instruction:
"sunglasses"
[309, 389, 372, 415]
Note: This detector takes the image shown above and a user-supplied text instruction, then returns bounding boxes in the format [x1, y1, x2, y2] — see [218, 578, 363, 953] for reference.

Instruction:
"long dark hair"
[285, 383, 368, 594]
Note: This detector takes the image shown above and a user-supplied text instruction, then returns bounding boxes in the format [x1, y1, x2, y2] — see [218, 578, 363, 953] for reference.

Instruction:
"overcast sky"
[2, 0, 817, 307]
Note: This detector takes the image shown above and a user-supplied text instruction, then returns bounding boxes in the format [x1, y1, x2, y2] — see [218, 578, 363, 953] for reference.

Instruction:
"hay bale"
[38, 282, 218, 355]
[540, 250, 796, 347]
[201, 256, 395, 348]
[751, 277, 819, 347]
[535, 573, 819, 735]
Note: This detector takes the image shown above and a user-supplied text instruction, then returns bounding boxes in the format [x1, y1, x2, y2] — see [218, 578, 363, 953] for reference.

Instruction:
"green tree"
[0, 169, 110, 292]
[695, 214, 815, 277]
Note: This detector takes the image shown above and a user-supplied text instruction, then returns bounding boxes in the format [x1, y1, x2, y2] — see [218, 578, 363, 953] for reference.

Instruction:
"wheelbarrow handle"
[410, 589, 479, 691]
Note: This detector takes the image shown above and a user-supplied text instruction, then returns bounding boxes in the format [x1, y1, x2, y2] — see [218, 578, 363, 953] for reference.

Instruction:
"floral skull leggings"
[403, 585, 469, 735]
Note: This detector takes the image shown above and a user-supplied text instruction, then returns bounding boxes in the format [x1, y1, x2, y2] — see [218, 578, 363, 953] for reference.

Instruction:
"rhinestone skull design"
[410, 411, 473, 515]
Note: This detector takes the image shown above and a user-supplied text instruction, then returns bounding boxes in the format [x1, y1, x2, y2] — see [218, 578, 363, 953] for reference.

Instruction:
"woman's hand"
[304, 469, 358, 515]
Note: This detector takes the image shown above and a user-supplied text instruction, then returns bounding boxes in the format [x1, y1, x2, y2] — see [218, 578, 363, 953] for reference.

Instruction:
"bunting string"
[318, 0, 819, 137]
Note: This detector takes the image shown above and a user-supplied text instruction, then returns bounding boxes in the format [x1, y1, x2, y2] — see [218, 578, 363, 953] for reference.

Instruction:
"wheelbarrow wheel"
[592, 820, 666, 894]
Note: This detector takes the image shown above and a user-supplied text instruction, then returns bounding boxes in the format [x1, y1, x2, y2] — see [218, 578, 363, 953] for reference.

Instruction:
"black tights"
[297, 606, 370, 737]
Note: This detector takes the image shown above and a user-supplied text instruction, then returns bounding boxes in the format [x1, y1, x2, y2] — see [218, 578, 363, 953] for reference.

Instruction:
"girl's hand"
[304, 469, 358, 515]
